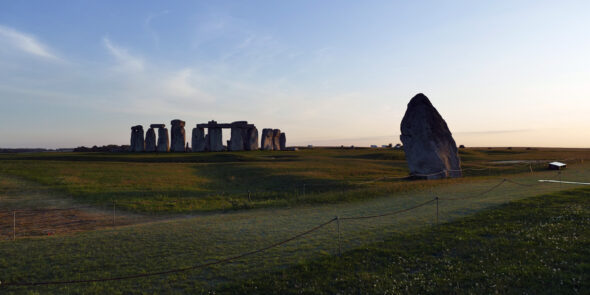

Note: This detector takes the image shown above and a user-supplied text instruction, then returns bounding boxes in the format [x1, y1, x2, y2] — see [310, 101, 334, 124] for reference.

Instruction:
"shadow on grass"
[191, 163, 357, 195]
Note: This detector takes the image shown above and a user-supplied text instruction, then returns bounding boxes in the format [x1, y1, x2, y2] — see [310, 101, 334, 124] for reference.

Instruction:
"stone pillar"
[192, 127, 206, 152]
[272, 129, 281, 151]
[170, 119, 186, 152]
[400, 93, 462, 179]
[245, 127, 259, 151]
[279, 132, 286, 150]
[261, 129, 274, 150]
[145, 128, 156, 152]
[208, 127, 223, 152]
[156, 127, 169, 152]
[204, 134, 210, 151]
[130, 125, 145, 152]
[230, 127, 245, 151]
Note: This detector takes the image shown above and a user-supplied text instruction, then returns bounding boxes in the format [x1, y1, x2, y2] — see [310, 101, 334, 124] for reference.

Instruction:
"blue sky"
[1, 0, 589, 148]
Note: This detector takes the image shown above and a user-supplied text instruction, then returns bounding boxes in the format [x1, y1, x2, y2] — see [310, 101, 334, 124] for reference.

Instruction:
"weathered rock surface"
[157, 127, 169, 152]
[400, 93, 461, 179]
[261, 129, 274, 150]
[208, 127, 223, 152]
[245, 127, 259, 151]
[170, 119, 186, 152]
[272, 129, 281, 150]
[192, 127, 206, 152]
[279, 132, 286, 150]
[130, 125, 144, 152]
[230, 127, 245, 151]
[145, 128, 156, 152]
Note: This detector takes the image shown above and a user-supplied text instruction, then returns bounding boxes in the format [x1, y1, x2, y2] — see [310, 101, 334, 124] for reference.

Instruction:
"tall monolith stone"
[192, 127, 206, 152]
[261, 129, 274, 150]
[279, 132, 286, 150]
[157, 127, 169, 152]
[145, 128, 156, 152]
[272, 129, 281, 150]
[130, 125, 145, 152]
[170, 119, 186, 152]
[245, 127, 259, 151]
[400, 93, 461, 179]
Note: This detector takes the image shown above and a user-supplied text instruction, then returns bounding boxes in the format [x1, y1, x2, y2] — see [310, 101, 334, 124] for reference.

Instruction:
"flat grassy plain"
[221, 187, 590, 294]
[0, 147, 589, 293]
[1, 147, 588, 213]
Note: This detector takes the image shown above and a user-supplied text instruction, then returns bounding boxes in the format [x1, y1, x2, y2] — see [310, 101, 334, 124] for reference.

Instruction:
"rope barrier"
[340, 199, 436, 220]
[439, 179, 507, 201]
[1, 218, 337, 287]
[3, 172, 588, 287]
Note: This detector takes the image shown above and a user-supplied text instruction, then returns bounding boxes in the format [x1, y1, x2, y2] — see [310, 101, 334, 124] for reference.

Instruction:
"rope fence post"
[303, 184, 306, 198]
[336, 216, 341, 256]
[13, 210, 16, 241]
[248, 191, 252, 202]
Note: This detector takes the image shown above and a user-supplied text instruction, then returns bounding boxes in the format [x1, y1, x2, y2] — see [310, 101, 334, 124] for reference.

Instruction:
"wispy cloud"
[103, 37, 144, 71]
[144, 10, 170, 46]
[0, 25, 59, 60]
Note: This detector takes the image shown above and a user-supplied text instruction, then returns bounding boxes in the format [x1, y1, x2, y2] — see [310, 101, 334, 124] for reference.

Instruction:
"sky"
[1, 0, 589, 148]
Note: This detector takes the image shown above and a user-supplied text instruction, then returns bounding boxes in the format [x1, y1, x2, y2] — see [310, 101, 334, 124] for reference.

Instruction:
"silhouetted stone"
[245, 127, 259, 151]
[192, 127, 206, 152]
[157, 127, 169, 152]
[145, 128, 156, 152]
[272, 129, 281, 150]
[150, 124, 165, 129]
[279, 132, 286, 150]
[170, 119, 186, 152]
[230, 126, 246, 151]
[208, 126, 223, 152]
[400, 93, 461, 179]
[130, 125, 144, 152]
[261, 129, 274, 150]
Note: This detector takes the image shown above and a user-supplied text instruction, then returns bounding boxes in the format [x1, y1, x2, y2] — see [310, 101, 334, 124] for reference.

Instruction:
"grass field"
[1, 147, 588, 213]
[221, 187, 590, 294]
[0, 148, 589, 293]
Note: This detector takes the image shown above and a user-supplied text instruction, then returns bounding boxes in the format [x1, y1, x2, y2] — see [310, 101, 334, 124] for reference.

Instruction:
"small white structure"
[548, 162, 567, 170]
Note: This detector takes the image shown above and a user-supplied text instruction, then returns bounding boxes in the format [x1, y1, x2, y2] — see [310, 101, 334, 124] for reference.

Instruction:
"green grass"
[219, 188, 590, 294]
[1, 163, 589, 293]
[1, 147, 587, 213]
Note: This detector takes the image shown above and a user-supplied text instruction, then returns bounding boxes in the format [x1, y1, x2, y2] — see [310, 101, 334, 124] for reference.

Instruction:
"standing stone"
[157, 127, 169, 152]
[400, 93, 461, 179]
[145, 128, 156, 152]
[204, 134, 210, 151]
[261, 129, 274, 150]
[130, 125, 144, 152]
[192, 127, 206, 152]
[230, 127, 245, 151]
[208, 127, 223, 152]
[272, 129, 281, 151]
[170, 119, 186, 152]
[245, 127, 259, 151]
[279, 132, 286, 150]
